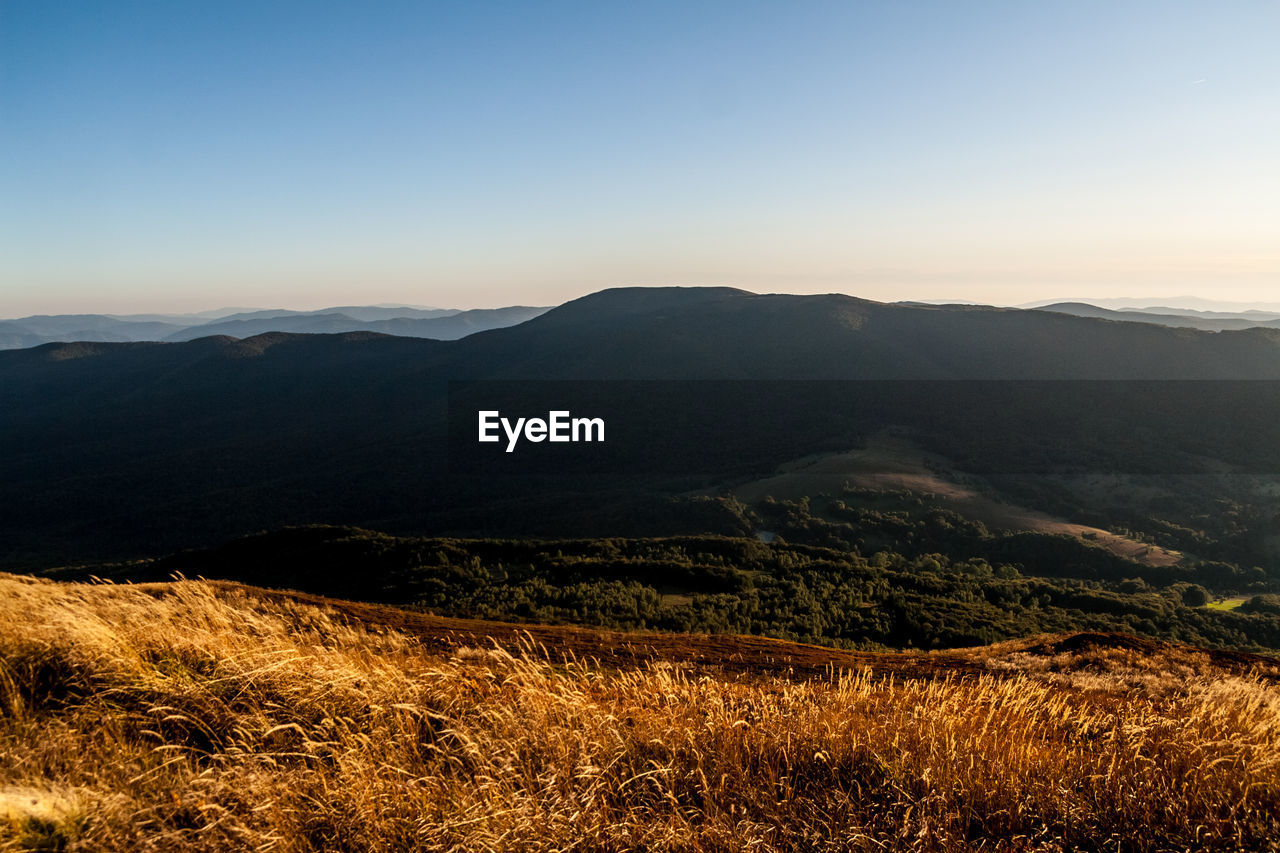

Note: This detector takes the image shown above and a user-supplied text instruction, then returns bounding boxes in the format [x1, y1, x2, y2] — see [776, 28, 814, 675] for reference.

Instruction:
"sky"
[1, 0, 1277, 316]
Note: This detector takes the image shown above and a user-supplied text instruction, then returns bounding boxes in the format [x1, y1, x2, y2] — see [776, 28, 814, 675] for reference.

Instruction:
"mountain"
[163, 306, 549, 342]
[193, 306, 457, 324]
[1019, 296, 1280, 313]
[1122, 306, 1280, 321]
[0, 314, 191, 347]
[0, 305, 546, 349]
[162, 312, 389, 339]
[0, 324, 44, 349]
[3, 286, 1280, 566]
[1033, 302, 1280, 331]
[433, 287, 1280, 379]
[301, 305, 457, 322]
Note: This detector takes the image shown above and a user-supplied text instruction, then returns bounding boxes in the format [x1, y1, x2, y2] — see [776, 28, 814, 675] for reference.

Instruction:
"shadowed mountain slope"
[4, 287, 1280, 564]
[438, 287, 1280, 379]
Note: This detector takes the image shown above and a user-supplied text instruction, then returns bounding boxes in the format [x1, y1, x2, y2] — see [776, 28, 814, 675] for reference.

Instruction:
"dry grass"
[1, 573, 1278, 852]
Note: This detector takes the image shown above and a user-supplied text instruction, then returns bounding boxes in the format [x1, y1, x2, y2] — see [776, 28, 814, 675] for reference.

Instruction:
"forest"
[57, 517, 1280, 653]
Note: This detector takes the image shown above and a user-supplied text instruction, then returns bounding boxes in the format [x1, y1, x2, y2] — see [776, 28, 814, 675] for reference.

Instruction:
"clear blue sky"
[2, 0, 1277, 315]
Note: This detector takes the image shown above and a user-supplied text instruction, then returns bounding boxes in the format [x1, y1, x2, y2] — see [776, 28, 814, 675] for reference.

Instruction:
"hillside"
[1, 573, 1277, 851]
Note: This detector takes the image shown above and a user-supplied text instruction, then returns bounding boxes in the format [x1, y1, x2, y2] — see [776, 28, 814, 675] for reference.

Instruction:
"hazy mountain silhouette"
[0, 305, 548, 349]
[203, 306, 455, 324]
[1035, 302, 1280, 332]
[0, 315, 191, 347]
[1019, 296, 1280, 313]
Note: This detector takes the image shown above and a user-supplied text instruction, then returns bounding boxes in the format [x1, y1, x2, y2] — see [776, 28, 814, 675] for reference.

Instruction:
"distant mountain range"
[4, 286, 1280, 565]
[9, 296, 1280, 351]
[0, 304, 549, 349]
[1020, 296, 1280, 313]
[1031, 302, 1280, 332]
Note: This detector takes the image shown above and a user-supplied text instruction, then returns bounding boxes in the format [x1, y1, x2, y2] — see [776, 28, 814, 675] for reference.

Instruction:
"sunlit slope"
[2, 573, 1278, 852]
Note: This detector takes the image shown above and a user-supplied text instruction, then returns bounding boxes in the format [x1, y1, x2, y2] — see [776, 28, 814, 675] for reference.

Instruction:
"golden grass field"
[1, 572, 1279, 852]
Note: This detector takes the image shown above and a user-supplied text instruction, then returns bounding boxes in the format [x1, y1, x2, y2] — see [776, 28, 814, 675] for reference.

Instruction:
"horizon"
[3, 1, 1277, 315]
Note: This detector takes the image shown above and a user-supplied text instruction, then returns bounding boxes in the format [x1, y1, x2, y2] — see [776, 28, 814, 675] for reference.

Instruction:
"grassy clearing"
[1205, 597, 1249, 611]
[1, 573, 1278, 851]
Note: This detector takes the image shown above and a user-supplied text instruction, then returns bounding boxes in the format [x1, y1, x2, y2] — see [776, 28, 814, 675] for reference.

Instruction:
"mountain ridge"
[8, 286, 1280, 379]
[0, 304, 549, 350]
[1035, 301, 1280, 331]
